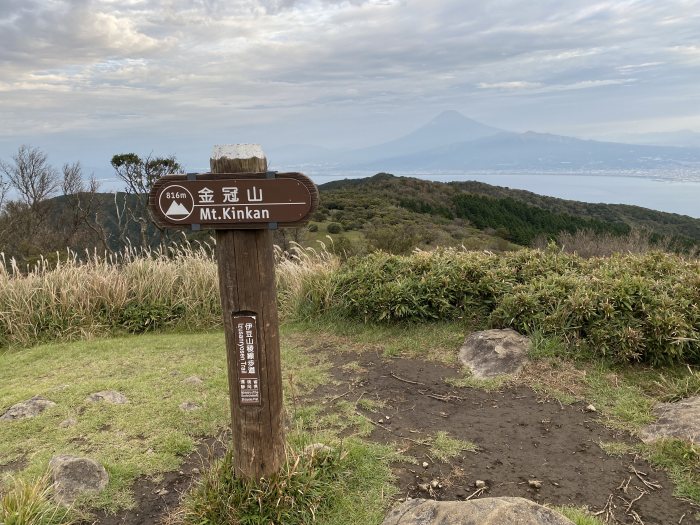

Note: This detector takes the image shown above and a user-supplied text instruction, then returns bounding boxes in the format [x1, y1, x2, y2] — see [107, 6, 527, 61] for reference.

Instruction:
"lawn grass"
[0, 329, 332, 513]
[3, 321, 699, 523]
[0, 332, 231, 511]
[283, 318, 470, 364]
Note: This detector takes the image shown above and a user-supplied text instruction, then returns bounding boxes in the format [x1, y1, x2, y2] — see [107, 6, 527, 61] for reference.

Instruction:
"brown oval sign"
[148, 172, 318, 229]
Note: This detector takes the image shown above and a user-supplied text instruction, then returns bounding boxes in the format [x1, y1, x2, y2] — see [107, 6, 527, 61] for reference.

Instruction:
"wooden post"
[211, 144, 285, 479]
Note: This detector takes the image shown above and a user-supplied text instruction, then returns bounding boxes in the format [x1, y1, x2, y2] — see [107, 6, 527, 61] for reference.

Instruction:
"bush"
[307, 224, 318, 232]
[299, 248, 700, 365]
[326, 222, 342, 234]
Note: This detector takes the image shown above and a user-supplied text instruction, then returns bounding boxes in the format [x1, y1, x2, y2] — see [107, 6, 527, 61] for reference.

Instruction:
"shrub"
[326, 222, 342, 234]
[298, 248, 700, 365]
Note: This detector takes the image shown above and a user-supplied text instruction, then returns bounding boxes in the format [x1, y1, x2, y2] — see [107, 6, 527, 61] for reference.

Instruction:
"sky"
[1, 0, 700, 180]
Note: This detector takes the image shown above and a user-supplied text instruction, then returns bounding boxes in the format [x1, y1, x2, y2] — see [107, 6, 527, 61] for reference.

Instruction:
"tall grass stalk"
[0, 474, 76, 525]
[0, 240, 339, 350]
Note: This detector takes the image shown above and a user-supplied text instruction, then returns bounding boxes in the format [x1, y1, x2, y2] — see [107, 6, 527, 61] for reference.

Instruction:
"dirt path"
[331, 352, 699, 525]
[91, 348, 699, 525]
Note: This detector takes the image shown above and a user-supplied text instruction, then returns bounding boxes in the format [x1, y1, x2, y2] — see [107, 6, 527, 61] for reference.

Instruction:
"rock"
[184, 375, 204, 385]
[49, 455, 109, 505]
[1, 396, 56, 421]
[85, 391, 128, 404]
[475, 480, 487, 488]
[585, 404, 597, 413]
[59, 417, 77, 428]
[382, 497, 574, 525]
[422, 461, 429, 469]
[179, 401, 201, 412]
[458, 329, 531, 379]
[639, 395, 700, 444]
[303, 443, 333, 457]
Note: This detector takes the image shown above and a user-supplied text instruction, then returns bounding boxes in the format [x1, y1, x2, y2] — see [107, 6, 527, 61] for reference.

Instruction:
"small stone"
[418, 483, 430, 492]
[585, 404, 597, 412]
[50, 455, 109, 505]
[528, 479, 542, 489]
[377, 419, 385, 424]
[59, 417, 77, 428]
[184, 376, 204, 385]
[179, 402, 201, 412]
[86, 391, 128, 404]
[475, 480, 487, 488]
[422, 461, 429, 469]
[304, 443, 333, 457]
[156, 488, 169, 496]
[430, 479, 439, 489]
[192, 467, 200, 475]
[385, 415, 390, 420]
[1, 396, 56, 421]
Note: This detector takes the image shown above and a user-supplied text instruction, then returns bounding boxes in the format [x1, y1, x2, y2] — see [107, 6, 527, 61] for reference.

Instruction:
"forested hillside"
[315, 174, 700, 251]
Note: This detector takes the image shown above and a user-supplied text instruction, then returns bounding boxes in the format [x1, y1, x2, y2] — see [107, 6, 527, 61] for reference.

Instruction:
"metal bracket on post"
[187, 172, 198, 181]
[267, 222, 278, 230]
[266, 171, 278, 179]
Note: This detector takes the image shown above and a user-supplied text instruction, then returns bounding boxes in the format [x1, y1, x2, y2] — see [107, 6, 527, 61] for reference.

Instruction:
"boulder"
[639, 395, 700, 444]
[85, 391, 128, 404]
[49, 455, 109, 504]
[382, 497, 574, 525]
[459, 329, 530, 379]
[1, 396, 56, 421]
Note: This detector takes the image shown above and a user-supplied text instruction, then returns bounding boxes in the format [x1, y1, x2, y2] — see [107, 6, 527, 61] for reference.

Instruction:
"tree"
[110, 153, 183, 249]
[58, 161, 104, 251]
[0, 146, 103, 262]
[0, 145, 59, 208]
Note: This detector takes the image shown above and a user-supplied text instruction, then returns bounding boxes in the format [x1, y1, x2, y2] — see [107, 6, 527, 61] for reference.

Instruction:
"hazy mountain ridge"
[272, 111, 700, 171]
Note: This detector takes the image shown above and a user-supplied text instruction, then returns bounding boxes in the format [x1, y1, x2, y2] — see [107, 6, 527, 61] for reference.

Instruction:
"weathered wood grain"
[212, 147, 285, 479]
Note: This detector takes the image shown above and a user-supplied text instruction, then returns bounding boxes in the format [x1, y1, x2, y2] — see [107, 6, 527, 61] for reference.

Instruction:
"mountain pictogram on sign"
[165, 201, 190, 217]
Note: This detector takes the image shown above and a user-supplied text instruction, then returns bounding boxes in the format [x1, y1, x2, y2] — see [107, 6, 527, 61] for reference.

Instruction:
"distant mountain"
[269, 111, 700, 171]
[342, 110, 503, 165]
[610, 130, 700, 149]
[356, 130, 700, 170]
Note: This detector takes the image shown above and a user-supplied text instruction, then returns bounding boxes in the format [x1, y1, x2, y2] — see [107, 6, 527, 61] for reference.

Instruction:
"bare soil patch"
[87, 346, 699, 525]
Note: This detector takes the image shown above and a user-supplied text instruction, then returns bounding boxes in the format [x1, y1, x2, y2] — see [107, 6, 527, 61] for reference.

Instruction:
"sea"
[302, 168, 700, 219]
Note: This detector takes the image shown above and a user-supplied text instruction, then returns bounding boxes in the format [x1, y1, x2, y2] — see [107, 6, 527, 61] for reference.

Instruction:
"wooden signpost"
[148, 144, 318, 479]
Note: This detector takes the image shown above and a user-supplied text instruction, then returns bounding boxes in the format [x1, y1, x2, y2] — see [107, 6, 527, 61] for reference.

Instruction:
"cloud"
[0, 0, 699, 151]
[478, 82, 543, 90]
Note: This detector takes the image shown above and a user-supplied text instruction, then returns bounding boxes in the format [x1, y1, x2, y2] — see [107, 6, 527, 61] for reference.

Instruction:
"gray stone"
[59, 417, 78, 428]
[1, 396, 56, 421]
[184, 375, 204, 385]
[85, 391, 128, 404]
[382, 497, 574, 525]
[459, 329, 530, 379]
[640, 395, 700, 444]
[49, 455, 109, 504]
[303, 443, 333, 457]
[179, 401, 201, 411]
